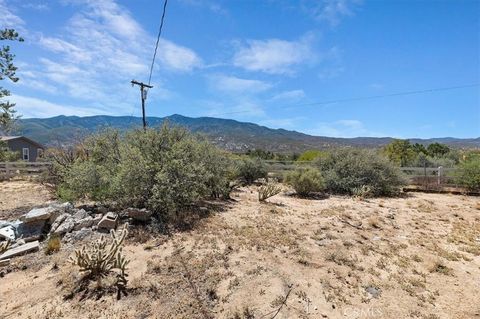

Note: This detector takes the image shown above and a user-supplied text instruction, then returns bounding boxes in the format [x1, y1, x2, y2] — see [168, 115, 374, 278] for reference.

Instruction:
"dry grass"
[1, 185, 479, 318]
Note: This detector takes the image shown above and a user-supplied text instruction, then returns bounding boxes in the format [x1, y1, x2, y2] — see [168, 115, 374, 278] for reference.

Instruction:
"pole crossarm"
[131, 79, 154, 129]
[131, 80, 153, 89]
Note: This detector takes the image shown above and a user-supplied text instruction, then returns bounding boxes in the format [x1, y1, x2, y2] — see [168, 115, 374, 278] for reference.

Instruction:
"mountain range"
[12, 114, 480, 153]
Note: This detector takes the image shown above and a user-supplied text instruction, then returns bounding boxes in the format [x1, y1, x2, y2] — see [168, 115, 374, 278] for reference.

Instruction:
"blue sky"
[0, 0, 479, 138]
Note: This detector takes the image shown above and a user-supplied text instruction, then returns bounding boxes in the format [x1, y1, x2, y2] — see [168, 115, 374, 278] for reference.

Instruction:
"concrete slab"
[0, 241, 39, 260]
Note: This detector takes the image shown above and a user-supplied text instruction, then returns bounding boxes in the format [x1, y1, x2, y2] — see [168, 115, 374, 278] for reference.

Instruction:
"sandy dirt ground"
[0, 180, 54, 220]
[1, 183, 479, 319]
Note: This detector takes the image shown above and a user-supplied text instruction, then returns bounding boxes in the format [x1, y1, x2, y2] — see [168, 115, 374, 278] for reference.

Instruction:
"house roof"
[0, 136, 45, 149]
[0, 136, 22, 141]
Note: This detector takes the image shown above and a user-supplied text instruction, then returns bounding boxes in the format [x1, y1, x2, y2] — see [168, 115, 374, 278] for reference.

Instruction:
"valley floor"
[1, 182, 479, 319]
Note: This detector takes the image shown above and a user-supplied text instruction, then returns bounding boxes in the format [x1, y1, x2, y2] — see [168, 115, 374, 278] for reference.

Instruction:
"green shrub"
[297, 150, 325, 162]
[285, 167, 325, 196]
[236, 157, 268, 185]
[0, 141, 20, 161]
[316, 148, 405, 197]
[455, 158, 480, 191]
[56, 125, 234, 216]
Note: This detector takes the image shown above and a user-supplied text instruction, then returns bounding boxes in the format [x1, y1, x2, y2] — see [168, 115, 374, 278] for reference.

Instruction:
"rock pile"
[0, 202, 152, 262]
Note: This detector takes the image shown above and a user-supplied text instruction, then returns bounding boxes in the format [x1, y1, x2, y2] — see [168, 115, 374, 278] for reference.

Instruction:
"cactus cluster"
[351, 185, 373, 199]
[69, 225, 129, 281]
[0, 240, 11, 254]
[258, 182, 281, 202]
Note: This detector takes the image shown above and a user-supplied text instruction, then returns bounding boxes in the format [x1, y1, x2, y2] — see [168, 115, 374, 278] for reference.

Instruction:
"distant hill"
[14, 114, 480, 152]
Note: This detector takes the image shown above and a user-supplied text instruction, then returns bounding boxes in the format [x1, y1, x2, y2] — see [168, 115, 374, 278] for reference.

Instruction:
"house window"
[22, 148, 29, 161]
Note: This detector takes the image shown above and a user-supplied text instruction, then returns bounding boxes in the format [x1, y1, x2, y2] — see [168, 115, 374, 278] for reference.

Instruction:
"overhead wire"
[148, 0, 168, 86]
[203, 83, 480, 118]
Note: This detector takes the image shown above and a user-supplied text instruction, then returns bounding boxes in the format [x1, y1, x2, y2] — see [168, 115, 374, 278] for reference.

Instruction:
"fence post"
[437, 166, 443, 186]
[424, 162, 427, 189]
[5, 162, 10, 179]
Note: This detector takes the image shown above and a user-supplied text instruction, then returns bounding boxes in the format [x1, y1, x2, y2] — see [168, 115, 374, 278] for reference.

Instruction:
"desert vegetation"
[285, 167, 325, 197]
[1, 127, 480, 319]
[51, 125, 235, 216]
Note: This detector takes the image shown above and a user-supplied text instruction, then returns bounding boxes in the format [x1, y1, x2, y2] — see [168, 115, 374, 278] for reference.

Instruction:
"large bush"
[455, 158, 480, 191]
[56, 125, 234, 215]
[236, 157, 268, 184]
[285, 167, 325, 196]
[0, 141, 19, 161]
[316, 148, 405, 197]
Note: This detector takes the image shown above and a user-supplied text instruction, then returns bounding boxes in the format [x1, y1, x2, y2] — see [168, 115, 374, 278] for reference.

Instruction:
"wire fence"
[0, 162, 51, 180]
[260, 160, 462, 191]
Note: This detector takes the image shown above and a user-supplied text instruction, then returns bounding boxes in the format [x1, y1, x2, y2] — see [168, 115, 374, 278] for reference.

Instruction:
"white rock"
[0, 225, 16, 241]
[53, 217, 75, 235]
[22, 207, 53, 223]
[73, 216, 94, 231]
[50, 213, 69, 234]
[64, 228, 93, 242]
[48, 202, 74, 223]
[72, 209, 89, 221]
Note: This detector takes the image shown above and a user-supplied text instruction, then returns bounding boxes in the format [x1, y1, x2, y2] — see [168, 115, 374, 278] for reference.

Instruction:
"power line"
[204, 83, 479, 118]
[148, 0, 168, 86]
[131, 0, 168, 129]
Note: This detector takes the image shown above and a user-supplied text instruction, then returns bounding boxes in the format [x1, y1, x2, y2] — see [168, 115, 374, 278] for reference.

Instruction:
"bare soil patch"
[0, 179, 54, 220]
[1, 183, 479, 319]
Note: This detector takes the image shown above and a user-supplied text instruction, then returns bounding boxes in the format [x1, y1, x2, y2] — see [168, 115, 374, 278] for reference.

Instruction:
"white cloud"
[307, 119, 383, 137]
[10, 94, 106, 118]
[232, 34, 316, 74]
[159, 39, 203, 72]
[21, 2, 49, 11]
[311, 0, 362, 26]
[270, 89, 306, 101]
[12, 0, 200, 117]
[0, 0, 25, 29]
[208, 75, 272, 94]
[39, 37, 91, 63]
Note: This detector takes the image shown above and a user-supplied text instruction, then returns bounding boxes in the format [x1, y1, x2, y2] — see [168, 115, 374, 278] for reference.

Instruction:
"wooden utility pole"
[131, 80, 153, 129]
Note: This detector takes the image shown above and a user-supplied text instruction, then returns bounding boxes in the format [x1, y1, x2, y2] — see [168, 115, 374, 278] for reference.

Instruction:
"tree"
[426, 142, 450, 157]
[455, 158, 480, 191]
[1, 29, 23, 132]
[411, 143, 427, 155]
[383, 139, 415, 167]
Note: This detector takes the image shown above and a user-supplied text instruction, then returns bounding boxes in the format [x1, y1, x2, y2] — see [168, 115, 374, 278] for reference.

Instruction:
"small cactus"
[258, 182, 281, 202]
[69, 225, 129, 281]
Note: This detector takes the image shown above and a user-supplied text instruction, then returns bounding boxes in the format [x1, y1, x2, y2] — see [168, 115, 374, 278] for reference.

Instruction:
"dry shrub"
[429, 261, 453, 276]
[45, 235, 61, 255]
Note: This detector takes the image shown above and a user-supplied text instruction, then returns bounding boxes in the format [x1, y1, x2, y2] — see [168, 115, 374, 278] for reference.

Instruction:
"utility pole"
[131, 80, 153, 130]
